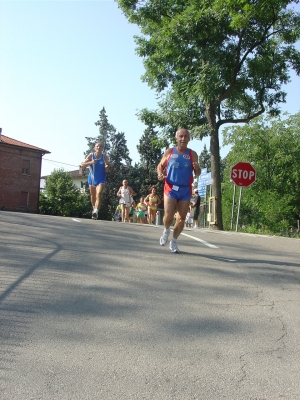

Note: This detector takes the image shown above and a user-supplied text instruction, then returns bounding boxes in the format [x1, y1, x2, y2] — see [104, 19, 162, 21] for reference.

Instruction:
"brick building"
[0, 130, 50, 213]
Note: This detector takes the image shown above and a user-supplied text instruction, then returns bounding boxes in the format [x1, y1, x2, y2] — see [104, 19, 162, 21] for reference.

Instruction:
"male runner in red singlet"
[157, 128, 201, 253]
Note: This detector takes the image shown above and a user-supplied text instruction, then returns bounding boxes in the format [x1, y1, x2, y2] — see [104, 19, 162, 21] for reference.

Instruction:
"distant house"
[69, 168, 89, 190]
[41, 167, 88, 192]
[0, 130, 50, 213]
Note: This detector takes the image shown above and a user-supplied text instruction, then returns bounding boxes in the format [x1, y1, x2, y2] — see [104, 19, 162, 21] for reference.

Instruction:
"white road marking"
[199, 229, 274, 238]
[181, 232, 219, 248]
[72, 219, 81, 222]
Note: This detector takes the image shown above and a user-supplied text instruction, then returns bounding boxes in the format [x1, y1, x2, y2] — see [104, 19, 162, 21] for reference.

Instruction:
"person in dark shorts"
[191, 189, 200, 228]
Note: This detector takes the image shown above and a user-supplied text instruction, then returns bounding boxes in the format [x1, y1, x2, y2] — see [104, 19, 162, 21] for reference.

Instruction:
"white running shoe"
[159, 228, 170, 246]
[169, 238, 180, 253]
[92, 211, 98, 220]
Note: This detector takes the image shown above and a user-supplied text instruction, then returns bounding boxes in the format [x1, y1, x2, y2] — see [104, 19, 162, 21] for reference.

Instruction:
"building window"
[20, 191, 29, 208]
[22, 159, 31, 175]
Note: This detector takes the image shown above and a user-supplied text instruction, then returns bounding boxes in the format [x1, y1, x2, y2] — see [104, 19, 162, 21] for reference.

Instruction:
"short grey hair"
[175, 128, 190, 138]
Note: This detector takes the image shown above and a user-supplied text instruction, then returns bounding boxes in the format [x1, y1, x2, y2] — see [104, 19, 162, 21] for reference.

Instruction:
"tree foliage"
[136, 123, 165, 197]
[222, 112, 300, 232]
[199, 144, 211, 170]
[84, 107, 116, 157]
[39, 169, 90, 217]
[117, 0, 300, 230]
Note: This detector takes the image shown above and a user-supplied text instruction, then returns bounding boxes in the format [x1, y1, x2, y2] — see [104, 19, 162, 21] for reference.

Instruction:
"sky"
[1, 0, 300, 178]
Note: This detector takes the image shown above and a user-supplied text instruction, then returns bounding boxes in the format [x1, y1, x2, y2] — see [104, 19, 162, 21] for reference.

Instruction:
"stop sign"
[230, 162, 256, 187]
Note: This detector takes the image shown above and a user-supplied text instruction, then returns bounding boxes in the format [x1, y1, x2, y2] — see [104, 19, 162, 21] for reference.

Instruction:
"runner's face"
[95, 143, 103, 152]
[176, 130, 190, 147]
[123, 181, 128, 187]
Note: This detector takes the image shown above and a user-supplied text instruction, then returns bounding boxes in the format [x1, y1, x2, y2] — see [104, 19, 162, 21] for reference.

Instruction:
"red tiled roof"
[68, 169, 85, 178]
[41, 169, 84, 179]
[0, 134, 50, 153]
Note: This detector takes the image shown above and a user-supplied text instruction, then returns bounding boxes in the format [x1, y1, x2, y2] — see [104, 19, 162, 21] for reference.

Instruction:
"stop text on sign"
[231, 169, 255, 180]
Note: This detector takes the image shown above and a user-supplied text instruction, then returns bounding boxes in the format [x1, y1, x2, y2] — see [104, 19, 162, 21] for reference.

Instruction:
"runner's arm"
[191, 151, 201, 176]
[144, 195, 149, 204]
[104, 154, 109, 170]
[129, 187, 137, 196]
[81, 154, 94, 167]
[157, 149, 171, 181]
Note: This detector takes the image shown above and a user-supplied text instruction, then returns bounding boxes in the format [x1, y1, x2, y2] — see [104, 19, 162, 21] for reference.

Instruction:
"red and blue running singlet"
[165, 147, 194, 187]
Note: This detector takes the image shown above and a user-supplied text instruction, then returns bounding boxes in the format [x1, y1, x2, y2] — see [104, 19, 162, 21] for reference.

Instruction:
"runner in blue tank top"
[157, 128, 201, 253]
[81, 142, 109, 220]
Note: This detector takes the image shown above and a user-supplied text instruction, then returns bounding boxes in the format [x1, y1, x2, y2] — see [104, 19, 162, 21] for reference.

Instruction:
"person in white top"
[185, 206, 193, 228]
[117, 180, 136, 222]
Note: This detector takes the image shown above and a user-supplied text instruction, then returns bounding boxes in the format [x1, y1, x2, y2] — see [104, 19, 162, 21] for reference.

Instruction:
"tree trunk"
[205, 105, 223, 230]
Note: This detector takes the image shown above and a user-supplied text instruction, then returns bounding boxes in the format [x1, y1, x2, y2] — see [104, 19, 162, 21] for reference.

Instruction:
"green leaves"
[222, 112, 300, 231]
[118, 0, 300, 125]
[39, 169, 90, 217]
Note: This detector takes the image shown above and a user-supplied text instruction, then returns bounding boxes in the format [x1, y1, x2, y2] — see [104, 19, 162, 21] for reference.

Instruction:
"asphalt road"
[1, 211, 299, 400]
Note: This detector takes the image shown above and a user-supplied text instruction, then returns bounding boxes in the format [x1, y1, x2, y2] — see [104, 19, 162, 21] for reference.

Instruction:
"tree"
[222, 112, 300, 232]
[83, 107, 116, 161]
[199, 144, 211, 170]
[198, 144, 226, 181]
[136, 123, 165, 196]
[117, 0, 300, 229]
[39, 169, 90, 217]
[104, 130, 133, 219]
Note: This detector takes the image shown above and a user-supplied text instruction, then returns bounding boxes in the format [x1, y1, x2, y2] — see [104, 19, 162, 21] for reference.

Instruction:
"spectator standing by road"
[81, 142, 109, 220]
[117, 180, 136, 222]
[157, 128, 201, 253]
[191, 189, 200, 229]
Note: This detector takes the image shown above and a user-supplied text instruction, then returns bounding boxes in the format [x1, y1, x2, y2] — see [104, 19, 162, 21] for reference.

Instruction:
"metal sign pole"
[198, 168, 211, 229]
[230, 184, 236, 230]
[204, 188, 206, 228]
[235, 187, 243, 232]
